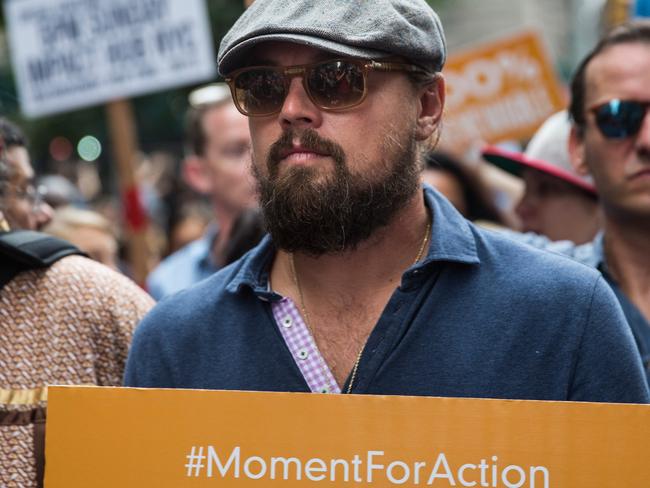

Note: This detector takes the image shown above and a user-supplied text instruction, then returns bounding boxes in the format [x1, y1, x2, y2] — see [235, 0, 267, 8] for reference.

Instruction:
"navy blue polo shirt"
[500, 230, 650, 382]
[125, 187, 649, 404]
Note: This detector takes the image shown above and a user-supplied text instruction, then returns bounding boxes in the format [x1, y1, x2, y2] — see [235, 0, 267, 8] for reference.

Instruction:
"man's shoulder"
[14, 253, 137, 288]
[141, 256, 252, 328]
[463, 225, 648, 402]
[137, 235, 275, 337]
[52, 255, 154, 306]
[2, 254, 154, 321]
[495, 228, 602, 268]
[470, 225, 603, 295]
[425, 186, 601, 290]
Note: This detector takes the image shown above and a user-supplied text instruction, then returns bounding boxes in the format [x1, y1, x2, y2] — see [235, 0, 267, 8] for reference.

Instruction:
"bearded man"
[125, 0, 649, 403]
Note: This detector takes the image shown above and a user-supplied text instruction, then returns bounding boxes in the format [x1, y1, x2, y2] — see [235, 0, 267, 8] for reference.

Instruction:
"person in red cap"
[0, 118, 53, 232]
[483, 111, 601, 244]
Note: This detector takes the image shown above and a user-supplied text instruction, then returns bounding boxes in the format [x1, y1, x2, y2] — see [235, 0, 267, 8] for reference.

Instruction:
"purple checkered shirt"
[271, 297, 341, 394]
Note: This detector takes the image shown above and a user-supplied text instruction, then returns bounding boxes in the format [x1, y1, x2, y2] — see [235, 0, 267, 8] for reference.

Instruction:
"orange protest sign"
[440, 31, 565, 151]
[45, 386, 649, 487]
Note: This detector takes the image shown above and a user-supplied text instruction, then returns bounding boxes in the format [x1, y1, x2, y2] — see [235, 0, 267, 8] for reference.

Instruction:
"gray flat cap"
[218, 0, 446, 76]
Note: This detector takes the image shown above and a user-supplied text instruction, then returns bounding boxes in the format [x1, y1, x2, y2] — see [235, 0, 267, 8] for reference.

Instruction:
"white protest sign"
[5, 0, 217, 118]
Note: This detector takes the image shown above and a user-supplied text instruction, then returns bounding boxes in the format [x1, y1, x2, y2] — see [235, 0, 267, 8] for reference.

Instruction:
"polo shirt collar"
[227, 184, 481, 296]
[419, 184, 480, 266]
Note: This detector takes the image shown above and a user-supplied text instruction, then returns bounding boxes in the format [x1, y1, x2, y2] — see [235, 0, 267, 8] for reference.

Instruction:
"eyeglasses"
[590, 99, 650, 139]
[5, 183, 47, 212]
[225, 58, 429, 117]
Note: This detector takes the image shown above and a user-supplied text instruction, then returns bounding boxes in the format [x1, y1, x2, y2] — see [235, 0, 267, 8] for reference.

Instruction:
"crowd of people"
[1, 0, 650, 485]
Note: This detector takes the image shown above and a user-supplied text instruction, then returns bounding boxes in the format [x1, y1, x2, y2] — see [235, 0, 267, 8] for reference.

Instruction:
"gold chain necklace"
[290, 217, 431, 393]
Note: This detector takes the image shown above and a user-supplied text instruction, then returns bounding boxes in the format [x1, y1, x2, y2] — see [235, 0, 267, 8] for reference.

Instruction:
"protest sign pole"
[105, 99, 150, 286]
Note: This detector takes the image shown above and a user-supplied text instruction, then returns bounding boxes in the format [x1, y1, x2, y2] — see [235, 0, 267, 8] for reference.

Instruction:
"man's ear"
[568, 125, 591, 177]
[415, 75, 445, 142]
[182, 155, 212, 194]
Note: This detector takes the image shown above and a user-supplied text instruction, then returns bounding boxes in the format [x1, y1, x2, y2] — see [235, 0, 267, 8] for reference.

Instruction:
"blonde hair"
[44, 206, 115, 240]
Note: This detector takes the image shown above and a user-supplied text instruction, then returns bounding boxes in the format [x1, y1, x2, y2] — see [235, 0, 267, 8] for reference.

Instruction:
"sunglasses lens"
[233, 68, 287, 116]
[307, 60, 366, 110]
[594, 100, 646, 139]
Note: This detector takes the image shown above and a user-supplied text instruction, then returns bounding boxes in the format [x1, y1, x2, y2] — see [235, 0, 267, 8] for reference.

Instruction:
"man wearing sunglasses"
[538, 22, 650, 381]
[1, 126, 155, 487]
[0, 118, 53, 231]
[125, 0, 648, 403]
[502, 21, 650, 384]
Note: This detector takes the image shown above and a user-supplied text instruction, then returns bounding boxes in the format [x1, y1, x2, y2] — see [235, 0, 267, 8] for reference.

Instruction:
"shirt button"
[320, 386, 330, 393]
[297, 348, 309, 360]
[282, 317, 293, 328]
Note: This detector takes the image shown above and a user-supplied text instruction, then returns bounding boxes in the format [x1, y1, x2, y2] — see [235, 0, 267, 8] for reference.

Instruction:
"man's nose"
[279, 77, 323, 130]
[515, 190, 537, 222]
[34, 201, 54, 230]
[634, 109, 650, 157]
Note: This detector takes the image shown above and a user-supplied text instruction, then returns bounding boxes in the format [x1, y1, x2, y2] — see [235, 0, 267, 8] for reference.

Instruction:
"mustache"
[267, 129, 346, 175]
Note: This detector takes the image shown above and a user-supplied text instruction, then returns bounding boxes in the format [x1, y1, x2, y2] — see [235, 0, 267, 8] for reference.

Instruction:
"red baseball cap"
[482, 111, 597, 195]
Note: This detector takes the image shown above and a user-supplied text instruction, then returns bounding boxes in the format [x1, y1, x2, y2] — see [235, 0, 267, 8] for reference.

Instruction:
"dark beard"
[254, 128, 421, 256]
